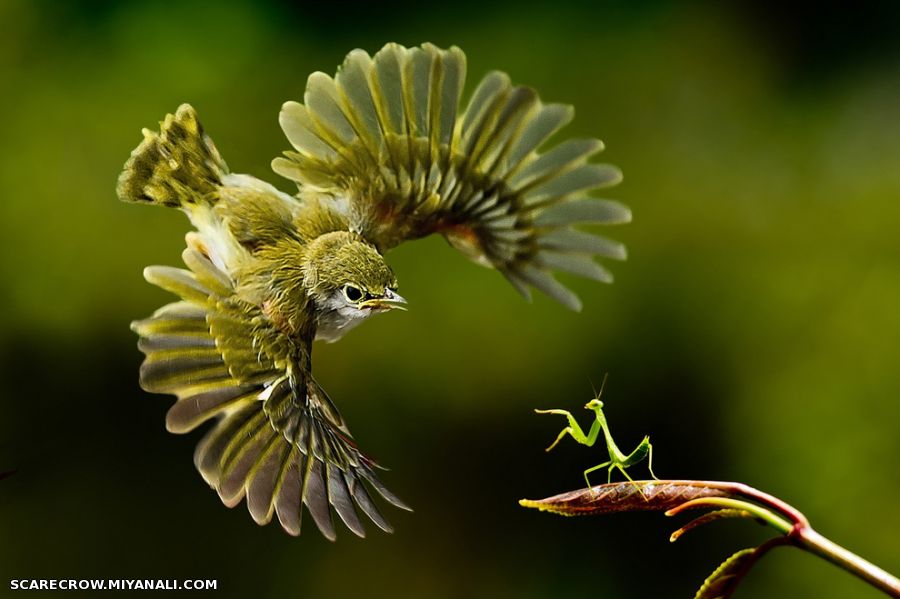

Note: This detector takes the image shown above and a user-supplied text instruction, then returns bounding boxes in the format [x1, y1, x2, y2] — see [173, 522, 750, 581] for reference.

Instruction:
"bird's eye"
[343, 285, 364, 303]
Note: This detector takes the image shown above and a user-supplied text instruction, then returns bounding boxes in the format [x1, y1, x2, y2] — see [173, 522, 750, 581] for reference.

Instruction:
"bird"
[117, 42, 630, 540]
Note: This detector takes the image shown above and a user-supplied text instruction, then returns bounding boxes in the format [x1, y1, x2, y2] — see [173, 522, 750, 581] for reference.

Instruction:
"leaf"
[695, 548, 758, 599]
[694, 538, 788, 599]
[519, 480, 737, 517]
[670, 508, 756, 542]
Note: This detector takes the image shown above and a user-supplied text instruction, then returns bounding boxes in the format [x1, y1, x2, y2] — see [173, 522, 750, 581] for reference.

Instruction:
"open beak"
[361, 289, 408, 311]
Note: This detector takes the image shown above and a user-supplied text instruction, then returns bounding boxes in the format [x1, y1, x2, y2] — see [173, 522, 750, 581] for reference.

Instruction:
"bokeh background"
[2, 0, 899, 597]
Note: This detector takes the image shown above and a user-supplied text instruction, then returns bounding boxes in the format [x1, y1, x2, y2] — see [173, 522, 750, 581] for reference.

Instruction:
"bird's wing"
[131, 238, 409, 539]
[272, 43, 630, 311]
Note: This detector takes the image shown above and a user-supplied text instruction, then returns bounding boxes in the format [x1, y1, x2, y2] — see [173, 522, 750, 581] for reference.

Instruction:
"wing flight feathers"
[274, 42, 630, 310]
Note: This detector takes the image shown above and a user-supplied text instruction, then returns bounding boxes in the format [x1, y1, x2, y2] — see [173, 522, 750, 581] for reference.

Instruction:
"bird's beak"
[362, 289, 408, 311]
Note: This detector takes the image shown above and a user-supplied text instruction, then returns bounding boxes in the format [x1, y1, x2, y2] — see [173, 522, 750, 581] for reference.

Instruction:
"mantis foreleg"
[534, 409, 601, 451]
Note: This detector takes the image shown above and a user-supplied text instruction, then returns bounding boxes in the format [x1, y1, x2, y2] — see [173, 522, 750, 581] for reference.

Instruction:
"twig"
[521, 480, 900, 598]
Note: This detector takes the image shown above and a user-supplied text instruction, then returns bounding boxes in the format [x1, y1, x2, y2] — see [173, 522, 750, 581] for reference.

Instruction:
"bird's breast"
[315, 306, 371, 343]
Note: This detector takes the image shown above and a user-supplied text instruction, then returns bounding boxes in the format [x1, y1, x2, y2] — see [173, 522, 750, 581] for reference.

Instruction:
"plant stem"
[793, 527, 900, 598]
[520, 480, 900, 597]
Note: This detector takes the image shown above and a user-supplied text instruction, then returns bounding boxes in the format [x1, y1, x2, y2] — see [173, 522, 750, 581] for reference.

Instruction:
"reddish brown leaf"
[694, 539, 787, 599]
[519, 480, 738, 516]
[670, 508, 755, 542]
[695, 547, 757, 599]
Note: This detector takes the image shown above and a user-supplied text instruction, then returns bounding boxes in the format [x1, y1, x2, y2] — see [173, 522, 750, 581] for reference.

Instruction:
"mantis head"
[585, 373, 610, 414]
[584, 398, 604, 411]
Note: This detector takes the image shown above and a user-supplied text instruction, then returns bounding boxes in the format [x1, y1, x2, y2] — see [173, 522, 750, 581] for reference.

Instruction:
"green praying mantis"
[536, 375, 658, 491]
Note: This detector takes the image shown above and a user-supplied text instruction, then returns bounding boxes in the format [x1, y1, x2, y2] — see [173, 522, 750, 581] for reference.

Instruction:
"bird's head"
[304, 231, 404, 341]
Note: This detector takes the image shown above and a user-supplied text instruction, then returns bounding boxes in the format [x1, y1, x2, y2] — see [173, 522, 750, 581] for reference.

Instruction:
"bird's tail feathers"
[117, 104, 228, 208]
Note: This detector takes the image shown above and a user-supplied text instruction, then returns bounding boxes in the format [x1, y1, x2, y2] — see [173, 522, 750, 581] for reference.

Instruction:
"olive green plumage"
[118, 42, 629, 539]
[117, 105, 227, 207]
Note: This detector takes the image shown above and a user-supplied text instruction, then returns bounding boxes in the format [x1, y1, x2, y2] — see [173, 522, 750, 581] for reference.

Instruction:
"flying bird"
[118, 42, 630, 539]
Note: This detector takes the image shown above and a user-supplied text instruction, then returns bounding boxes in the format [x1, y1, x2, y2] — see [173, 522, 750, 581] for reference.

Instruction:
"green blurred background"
[1, 0, 899, 596]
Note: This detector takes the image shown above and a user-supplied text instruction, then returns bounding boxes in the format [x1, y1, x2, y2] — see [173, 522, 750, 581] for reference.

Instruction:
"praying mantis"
[536, 375, 658, 490]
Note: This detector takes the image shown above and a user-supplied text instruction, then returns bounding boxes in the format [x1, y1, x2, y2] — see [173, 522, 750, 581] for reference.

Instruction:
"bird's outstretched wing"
[273, 43, 630, 311]
[132, 237, 409, 539]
